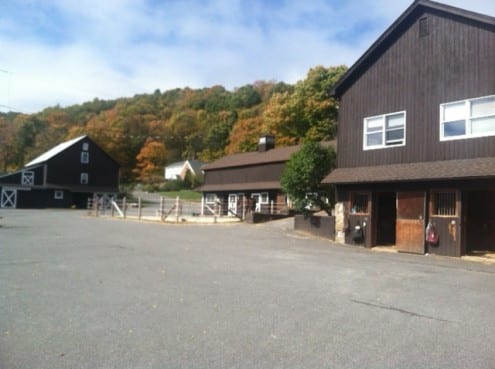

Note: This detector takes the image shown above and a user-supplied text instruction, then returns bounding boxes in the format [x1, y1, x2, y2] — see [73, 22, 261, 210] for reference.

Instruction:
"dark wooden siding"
[46, 138, 119, 189]
[428, 216, 461, 257]
[337, 9, 495, 168]
[204, 162, 285, 186]
[0, 166, 45, 186]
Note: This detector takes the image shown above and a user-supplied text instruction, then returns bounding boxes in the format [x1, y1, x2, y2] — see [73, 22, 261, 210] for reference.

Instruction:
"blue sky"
[1, 0, 494, 113]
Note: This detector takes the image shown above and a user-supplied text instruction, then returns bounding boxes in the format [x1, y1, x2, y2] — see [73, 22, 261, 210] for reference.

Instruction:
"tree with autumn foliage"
[0, 64, 348, 184]
[133, 138, 168, 184]
[263, 65, 347, 144]
[0, 114, 17, 171]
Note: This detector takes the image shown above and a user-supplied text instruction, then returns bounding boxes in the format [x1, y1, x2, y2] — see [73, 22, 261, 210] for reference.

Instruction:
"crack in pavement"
[350, 299, 459, 323]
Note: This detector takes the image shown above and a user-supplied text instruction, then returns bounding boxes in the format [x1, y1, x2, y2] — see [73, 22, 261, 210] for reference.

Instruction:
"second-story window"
[363, 111, 406, 150]
[21, 171, 34, 185]
[440, 95, 495, 140]
[81, 152, 89, 164]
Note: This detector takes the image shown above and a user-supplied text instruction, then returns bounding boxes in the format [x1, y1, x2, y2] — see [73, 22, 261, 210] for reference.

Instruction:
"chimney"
[258, 135, 275, 152]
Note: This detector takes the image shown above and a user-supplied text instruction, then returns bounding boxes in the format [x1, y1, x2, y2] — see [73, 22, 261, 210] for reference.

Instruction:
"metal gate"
[1, 188, 17, 208]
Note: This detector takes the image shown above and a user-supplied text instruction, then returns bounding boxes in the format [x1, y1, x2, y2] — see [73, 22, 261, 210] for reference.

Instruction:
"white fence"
[88, 195, 205, 222]
[87, 194, 290, 223]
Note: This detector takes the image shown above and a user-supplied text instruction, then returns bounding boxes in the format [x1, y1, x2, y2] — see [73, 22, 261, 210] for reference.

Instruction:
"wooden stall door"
[396, 192, 425, 254]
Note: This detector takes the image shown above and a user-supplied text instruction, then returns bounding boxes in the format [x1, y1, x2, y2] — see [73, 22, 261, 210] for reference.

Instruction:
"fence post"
[175, 196, 180, 223]
[94, 195, 99, 217]
[270, 200, 274, 214]
[87, 197, 93, 216]
[159, 196, 164, 219]
[242, 195, 246, 220]
[138, 196, 142, 220]
[201, 195, 205, 216]
[111, 200, 115, 217]
[123, 197, 127, 219]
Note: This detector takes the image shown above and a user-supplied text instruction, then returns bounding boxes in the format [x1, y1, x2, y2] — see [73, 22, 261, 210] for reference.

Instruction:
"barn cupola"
[257, 135, 275, 152]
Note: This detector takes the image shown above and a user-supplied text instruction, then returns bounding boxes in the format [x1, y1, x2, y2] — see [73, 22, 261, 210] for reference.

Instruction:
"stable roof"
[203, 141, 335, 171]
[322, 157, 495, 185]
[330, 0, 495, 98]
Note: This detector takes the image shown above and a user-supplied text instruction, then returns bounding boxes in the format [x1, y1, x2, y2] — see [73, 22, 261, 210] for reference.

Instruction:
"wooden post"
[242, 195, 246, 220]
[94, 196, 99, 217]
[160, 196, 164, 219]
[123, 197, 127, 219]
[175, 196, 180, 223]
[138, 196, 142, 220]
[270, 200, 274, 214]
[201, 195, 205, 216]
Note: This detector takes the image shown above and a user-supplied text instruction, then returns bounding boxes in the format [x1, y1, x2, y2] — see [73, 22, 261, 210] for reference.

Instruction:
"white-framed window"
[260, 192, 269, 204]
[440, 95, 495, 140]
[251, 192, 269, 204]
[54, 190, 64, 200]
[82, 142, 89, 151]
[81, 152, 89, 164]
[80, 172, 88, 184]
[21, 171, 34, 185]
[205, 193, 217, 204]
[363, 111, 406, 150]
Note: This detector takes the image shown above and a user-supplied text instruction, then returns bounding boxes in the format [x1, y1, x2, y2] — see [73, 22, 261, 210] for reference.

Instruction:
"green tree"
[280, 142, 336, 214]
[264, 65, 347, 143]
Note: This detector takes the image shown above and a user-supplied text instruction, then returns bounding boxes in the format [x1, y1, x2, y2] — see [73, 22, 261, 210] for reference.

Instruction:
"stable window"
[81, 152, 89, 164]
[252, 192, 269, 204]
[351, 193, 369, 214]
[54, 190, 64, 200]
[260, 192, 269, 204]
[82, 142, 89, 151]
[440, 95, 495, 140]
[21, 171, 34, 185]
[205, 194, 217, 204]
[364, 111, 406, 150]
[432, 191, 456, 216]
[80, 173, 89, 184]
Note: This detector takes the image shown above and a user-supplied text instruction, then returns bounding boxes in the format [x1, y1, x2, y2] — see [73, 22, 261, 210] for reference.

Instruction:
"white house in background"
[164, 159, 203, 181]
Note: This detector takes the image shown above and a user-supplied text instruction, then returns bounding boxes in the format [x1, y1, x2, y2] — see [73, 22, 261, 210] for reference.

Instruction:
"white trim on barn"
[1, 188, 17, 208]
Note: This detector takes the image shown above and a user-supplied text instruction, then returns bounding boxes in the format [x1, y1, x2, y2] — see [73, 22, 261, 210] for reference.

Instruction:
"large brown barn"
[323, 0, 495, 256]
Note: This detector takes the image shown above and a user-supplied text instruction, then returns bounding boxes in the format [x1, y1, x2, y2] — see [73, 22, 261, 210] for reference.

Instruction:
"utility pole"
[0, 68, 12, 112]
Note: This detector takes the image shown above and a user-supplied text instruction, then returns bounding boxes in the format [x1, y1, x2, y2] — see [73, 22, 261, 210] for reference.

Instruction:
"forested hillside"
[0, 65, 346, 183]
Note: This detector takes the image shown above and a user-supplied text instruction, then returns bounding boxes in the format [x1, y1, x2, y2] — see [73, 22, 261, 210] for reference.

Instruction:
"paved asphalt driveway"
[1, 210, 494, 369]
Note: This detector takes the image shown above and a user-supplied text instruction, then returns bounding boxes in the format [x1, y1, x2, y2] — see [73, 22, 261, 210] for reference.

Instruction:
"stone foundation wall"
[334, 202, 346, 243]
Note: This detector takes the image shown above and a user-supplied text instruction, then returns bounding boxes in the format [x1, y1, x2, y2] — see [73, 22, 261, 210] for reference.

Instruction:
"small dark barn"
[0, 135, 120, 209]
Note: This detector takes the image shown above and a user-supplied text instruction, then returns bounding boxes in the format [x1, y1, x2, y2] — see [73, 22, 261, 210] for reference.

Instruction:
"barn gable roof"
[330, 0, 495, 98]
[25, 135, 87, 167]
